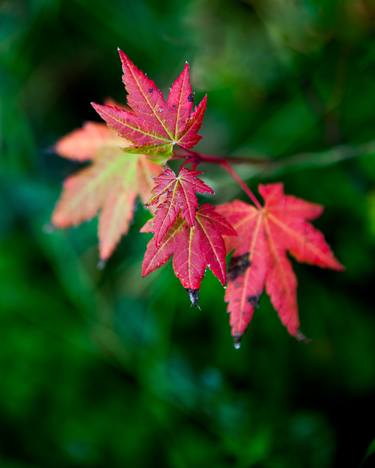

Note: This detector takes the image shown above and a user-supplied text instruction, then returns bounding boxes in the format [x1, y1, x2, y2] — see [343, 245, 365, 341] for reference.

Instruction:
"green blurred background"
[1, 0, 375, 466]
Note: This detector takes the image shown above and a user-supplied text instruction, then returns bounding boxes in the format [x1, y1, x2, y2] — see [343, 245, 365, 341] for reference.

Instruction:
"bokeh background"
[1, 0, 375, 466]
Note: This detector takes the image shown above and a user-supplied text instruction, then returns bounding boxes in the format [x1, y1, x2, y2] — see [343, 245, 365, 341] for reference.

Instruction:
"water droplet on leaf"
[186, 288, 199, 307]
[233, 334, 241, 350]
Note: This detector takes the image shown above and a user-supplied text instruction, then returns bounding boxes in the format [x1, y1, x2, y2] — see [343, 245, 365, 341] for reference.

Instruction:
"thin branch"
[174, 148, 269, 166]
[176, 148, 262, 208]
[220, 160, 262, 208]
[175, 140, 375, 170]
[270, 140, 375, 173]
[172, 140, 375, 206]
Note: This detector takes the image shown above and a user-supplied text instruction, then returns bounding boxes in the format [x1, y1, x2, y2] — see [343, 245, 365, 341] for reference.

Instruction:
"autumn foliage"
[52, 49, 343, 346]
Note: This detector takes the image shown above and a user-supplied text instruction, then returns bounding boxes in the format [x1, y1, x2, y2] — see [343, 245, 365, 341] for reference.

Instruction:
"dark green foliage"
[0, 0, 374, 466]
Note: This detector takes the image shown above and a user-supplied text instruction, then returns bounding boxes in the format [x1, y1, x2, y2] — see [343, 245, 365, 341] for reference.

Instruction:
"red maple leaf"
[217, 183, 343, 341]
[92, 50, 207, 157]
[52, 122, 162, 260]
[50, 47, 345, 347]
[141, 204, 236, 298]
[147, 167, 214, 245]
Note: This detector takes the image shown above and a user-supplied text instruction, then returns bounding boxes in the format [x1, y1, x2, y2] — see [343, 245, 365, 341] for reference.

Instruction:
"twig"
[176, 148, 262, 208]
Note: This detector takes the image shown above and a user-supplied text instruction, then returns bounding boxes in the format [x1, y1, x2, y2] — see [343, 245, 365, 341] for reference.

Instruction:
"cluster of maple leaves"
[52, 49, 343, 346]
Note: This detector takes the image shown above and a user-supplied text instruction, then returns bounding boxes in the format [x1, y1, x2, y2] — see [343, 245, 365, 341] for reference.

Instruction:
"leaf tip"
[233, 334, 242, 350]
[51, 212, 65, 228]
[118, 48, 130, 66]
[295, 330, 312, 344]
[97, 259, 106, 270]
[200, 94, 208, 105]
[186, 288, 200, 307]
[334, 260, 345, 272]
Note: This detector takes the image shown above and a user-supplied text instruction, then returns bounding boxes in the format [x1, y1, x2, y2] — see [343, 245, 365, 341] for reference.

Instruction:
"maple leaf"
[147, 167, 214, 245]
[91, 49, 207, 157]
[52, 122, 162, 260]
[141, 204, 236, 299]
[217, 183, 343, 341]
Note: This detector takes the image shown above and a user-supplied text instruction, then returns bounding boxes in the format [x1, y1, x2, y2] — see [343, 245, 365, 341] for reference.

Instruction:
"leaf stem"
[176, 149, 262, 208]
[220, 160, 262, 208]
[174, 148, 268, 166]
